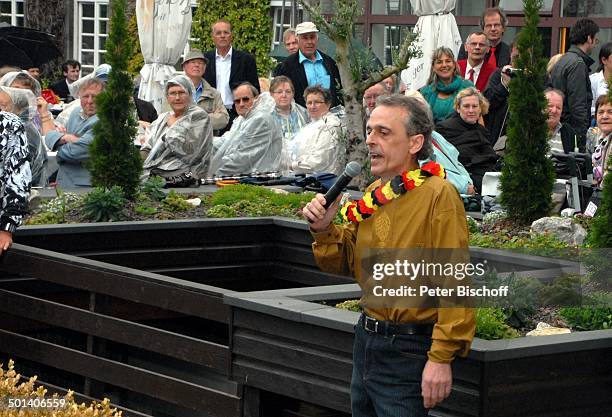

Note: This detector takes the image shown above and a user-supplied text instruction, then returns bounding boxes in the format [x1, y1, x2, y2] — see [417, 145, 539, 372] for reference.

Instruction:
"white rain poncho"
[209, 95, 283, 176]
[55, 64, 112, 127]
[0, 71, 42, 97]
[141, 74, 213, 179]
[0, 86, 46, 185]
[402, 0, 462, 91]
[282, 111, 344, 175]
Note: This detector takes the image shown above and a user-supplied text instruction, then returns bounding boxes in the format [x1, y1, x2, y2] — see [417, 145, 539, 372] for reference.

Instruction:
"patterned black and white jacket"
[0, 111, 31, 234]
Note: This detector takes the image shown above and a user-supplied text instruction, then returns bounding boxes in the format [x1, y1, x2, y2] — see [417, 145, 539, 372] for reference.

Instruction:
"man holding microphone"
[303, 95, 475, 416]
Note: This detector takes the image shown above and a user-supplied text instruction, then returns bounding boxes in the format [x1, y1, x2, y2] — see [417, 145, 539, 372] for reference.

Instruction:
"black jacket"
[50, 79, 73, 102]
[549, 45, 594, 139]
[274, 50, 343, 108]
[436, 113, 498, 192]
[204, 48, 260, 94]
[483, 68, 509, 144]
[458, 40, 511, 68]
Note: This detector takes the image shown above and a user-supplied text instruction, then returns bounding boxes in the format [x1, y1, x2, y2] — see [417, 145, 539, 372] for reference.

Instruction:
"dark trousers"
[351, 317, 431, 417]
[218, 106, 239, 135]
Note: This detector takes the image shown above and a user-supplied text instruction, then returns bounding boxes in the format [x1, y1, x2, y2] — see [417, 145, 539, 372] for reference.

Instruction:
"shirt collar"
[466, 60, 484, 72]
[216, 46, 233, 59]
[299, 49, 322, 64]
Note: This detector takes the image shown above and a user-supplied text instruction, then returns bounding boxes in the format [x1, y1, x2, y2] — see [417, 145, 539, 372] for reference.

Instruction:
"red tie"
[468, 68, 475, 82]
[488, 46, 497, 68]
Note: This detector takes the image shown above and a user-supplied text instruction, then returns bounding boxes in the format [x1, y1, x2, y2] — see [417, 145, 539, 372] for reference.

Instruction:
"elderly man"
[458, 32, 496, 92]
[303, 95, 475, 417]
[458, 8, 510, 68]
[275, 21, 343, 108]
[209, 82, 282, 176]
[545, 89, 580, 154]
[550, 18, 599, 141]
[204, 20, 260, 132]
[44, 78, 104, 187]
[0, 110, 31, 255]
[182, 49, 228, 132]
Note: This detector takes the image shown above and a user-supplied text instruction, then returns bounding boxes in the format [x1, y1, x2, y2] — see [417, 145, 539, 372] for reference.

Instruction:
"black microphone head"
[344, 161, 361, 178]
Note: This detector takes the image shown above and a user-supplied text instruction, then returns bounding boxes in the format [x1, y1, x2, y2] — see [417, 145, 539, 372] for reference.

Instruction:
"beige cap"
[182, 49, 208, 65]
[295, 22, 319, 36]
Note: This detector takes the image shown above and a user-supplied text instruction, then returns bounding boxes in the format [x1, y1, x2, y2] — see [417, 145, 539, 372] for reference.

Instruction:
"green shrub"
[559, 307, 612, 331]
[466, 216, 479, 235]
[140, 176, 166, 201]
[475, 308, 520, 340]
[135, 205, 157, 215]
[335, 299, 361, 312]
[206, 204, 238, 218]
[82, 186, 127, 222]
[161, 191, 192, 212]
[25, 211, 63, 225]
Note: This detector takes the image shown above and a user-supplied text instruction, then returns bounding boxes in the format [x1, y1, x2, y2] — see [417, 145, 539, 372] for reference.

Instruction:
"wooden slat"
[0, 289, 230, 373]
[0, 330, 241, 416]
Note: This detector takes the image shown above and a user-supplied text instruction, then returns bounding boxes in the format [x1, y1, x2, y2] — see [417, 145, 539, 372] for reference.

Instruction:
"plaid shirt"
[0, 111, 31, 234]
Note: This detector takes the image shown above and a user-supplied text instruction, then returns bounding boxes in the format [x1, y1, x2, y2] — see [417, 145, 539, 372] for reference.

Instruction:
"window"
[562, 0, 611, 17]
[371, 0, 411, 15]
[454, 0, 486, 17]
[270, 4, 303, 48]
[0, 0, 23, 26]
[74, 0, 109, 74]
[371, 24, 414, 65]
[499, 0, 554, 13]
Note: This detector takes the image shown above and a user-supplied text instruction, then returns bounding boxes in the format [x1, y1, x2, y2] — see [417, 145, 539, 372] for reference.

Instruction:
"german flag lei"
[340, 161, 446, 224]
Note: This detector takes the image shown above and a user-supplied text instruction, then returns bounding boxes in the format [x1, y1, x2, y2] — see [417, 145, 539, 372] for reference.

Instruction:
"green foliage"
[499, 0, 555, 224]
[127, 13, 144, 78]
[210, 184, 314, 211]
[466, 216, 479, 235]
[135, 205, 157, 215]
[469, 230, 569, 250]
[26, 189, 83, 224]
[26, 211, 63, 225]
[82, 186, 127, 222]
[161, 191, 192, 212]
[89, 0, 142, 199]
[475, 308, 520, 340]
[335, 299, 361, 312]
[191, 1, 273, 76]
[560, 305, 612, 331]
[140, 176, 166, 201]
[588, 162, 612, 249]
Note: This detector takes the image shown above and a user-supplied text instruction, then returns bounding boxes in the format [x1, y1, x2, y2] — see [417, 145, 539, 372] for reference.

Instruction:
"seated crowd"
[2, 11, 611, 209]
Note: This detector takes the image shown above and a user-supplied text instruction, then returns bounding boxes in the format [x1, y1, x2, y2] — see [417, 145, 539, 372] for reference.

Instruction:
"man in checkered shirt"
[0, 111, 31, 255]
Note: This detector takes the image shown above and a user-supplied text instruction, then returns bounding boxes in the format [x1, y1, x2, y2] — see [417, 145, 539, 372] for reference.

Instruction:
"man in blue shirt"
[274, 22, 342, 108]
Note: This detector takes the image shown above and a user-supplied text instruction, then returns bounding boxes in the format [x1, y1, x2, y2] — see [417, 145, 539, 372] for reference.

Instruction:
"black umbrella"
[0, 23, 62, 68]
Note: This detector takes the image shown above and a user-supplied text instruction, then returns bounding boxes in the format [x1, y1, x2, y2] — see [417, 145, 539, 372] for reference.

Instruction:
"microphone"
[322, 161, 361, 209]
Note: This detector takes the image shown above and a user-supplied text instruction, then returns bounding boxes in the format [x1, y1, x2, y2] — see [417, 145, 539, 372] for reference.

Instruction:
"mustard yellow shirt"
[311, 176, 476, 363]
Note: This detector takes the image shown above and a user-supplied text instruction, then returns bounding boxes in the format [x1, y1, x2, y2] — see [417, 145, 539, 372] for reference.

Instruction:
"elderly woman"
[0, 71, 46, 132]
[420, 47, 474, 124]
[282, 85, 344, 175]
[270, 75, 309, 141]
[141, 74, 213, 182]
[435, 87, 498, 193]
[591, 94, 612, 188]
[0, 86, 47, 186]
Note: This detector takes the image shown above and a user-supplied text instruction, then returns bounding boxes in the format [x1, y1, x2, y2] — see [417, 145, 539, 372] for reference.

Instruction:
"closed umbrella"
[402, 0, 462, 91]
[0, 23, 62, 68]
[136, 0, 192, 113]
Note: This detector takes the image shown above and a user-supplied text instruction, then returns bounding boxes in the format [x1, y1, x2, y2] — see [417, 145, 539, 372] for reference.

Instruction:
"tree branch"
[297, 0, 335, 38]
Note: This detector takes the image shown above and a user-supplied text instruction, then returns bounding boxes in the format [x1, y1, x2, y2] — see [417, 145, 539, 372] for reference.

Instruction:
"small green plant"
[140, 176, 166, 201]
[82, 186, 127, 222]
[466, 216, 479, 235]
[206, 204, 238, 218]
[559, 307, 612, 331]
[475, 308, 520, 340]
[335, 299, 361, 312]
[135, 205, 157, 215]
[161, 191, 192, 212]
[25, 211, 63, 225]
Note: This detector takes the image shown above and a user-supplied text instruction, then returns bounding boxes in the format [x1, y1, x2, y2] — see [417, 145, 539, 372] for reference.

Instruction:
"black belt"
[360, 314, 434, 336]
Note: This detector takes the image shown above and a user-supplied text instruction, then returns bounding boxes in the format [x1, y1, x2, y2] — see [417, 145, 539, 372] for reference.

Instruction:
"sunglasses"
[233, 96, 252, 104]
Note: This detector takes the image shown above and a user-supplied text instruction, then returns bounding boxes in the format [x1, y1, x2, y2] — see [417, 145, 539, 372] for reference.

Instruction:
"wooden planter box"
[1, 219, 609, 417]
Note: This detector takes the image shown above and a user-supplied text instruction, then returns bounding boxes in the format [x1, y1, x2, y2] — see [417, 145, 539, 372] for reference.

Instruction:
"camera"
[503, 67, 522, 78]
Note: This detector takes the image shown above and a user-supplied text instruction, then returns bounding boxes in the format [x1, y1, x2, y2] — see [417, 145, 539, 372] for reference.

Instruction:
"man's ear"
[409, 134, 424, 156]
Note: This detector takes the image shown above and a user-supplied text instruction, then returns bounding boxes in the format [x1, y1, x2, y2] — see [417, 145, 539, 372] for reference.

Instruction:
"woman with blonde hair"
[435, 87, 497, 192]
[420, 46, 474, 123]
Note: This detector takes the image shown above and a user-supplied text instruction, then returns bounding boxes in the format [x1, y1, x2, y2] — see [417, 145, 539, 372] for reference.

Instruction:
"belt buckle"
[364, 316, 379, 333]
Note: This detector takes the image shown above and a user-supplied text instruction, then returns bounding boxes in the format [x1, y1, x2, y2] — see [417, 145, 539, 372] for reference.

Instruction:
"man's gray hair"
[544, 87, 565, 101]
[375, 94, 433, 161]
[79, 77, 105, 93]
[232, 81, 259, 97]
[466, 31, 491, 46]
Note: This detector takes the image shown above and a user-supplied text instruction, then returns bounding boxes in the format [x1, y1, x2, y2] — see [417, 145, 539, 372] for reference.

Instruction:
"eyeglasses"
[306, 100, 325, 106]
[168, 91, 187, 98]
[484, 23, 502, 29]
[233, 96, 252, 104]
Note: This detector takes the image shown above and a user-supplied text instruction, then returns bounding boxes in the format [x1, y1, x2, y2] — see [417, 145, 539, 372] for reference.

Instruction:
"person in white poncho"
[209, 82, 282, 176]
[283, 85, 345, 175]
